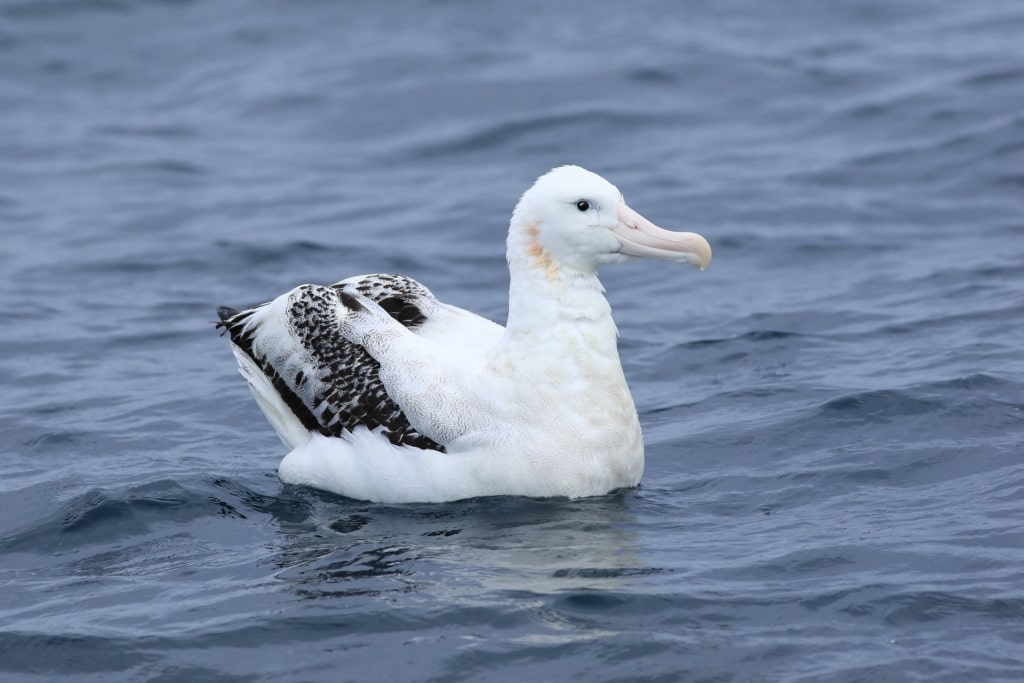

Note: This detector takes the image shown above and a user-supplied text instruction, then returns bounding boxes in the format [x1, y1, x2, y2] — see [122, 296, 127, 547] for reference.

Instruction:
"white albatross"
[216, 166, 711, 503]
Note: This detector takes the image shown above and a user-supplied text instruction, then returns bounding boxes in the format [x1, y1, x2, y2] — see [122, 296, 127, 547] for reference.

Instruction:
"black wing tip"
[337, 291, 366, 312]
[215, 306, 257, 336]
[214, 306, 239, 332]
[377, 296, 427, 328]
[217, 306, 240, 322]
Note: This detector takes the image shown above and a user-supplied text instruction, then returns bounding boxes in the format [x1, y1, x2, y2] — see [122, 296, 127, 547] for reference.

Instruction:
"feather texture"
[216, 166, 711, 502]
[217, 275, 447, 452]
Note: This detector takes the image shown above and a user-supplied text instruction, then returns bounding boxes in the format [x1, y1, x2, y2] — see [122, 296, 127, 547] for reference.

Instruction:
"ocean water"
[2, 0, 1023, 680]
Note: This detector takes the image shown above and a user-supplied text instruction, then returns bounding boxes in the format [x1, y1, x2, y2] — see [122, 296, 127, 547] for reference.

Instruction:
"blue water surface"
[1, 1, 1023, 681]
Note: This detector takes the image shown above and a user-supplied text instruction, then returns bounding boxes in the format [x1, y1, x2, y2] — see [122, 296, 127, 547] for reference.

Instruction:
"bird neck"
[504, 224, 617, 347]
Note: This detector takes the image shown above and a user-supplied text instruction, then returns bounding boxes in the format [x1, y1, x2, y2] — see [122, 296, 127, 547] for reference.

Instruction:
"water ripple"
[2, 1, 1023, 681]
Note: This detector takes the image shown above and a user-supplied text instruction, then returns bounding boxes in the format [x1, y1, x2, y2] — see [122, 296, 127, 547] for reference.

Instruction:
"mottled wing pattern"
[335, 273, 432, 328]
[217, 275, 445, 452]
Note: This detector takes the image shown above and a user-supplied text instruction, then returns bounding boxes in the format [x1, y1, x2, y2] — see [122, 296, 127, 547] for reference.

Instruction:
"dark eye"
[575, 200, 590, 212]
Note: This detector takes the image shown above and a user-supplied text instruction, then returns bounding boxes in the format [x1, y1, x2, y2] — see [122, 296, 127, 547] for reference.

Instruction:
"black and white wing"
[216, 274, 481, 453]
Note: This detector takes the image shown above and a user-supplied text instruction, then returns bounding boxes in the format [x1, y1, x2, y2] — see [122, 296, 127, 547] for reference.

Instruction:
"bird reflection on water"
[266, 490, 646, 601]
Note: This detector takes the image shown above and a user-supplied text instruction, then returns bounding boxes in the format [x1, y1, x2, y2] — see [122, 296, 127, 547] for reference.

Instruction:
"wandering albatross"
[216, 166, 711, 503]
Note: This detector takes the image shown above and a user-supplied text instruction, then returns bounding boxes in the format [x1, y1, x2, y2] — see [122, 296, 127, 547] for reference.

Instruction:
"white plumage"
[217, 166, 711, 503]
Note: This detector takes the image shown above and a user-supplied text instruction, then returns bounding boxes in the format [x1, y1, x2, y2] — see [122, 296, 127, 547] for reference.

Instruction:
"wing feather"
[217, 275, 452, 452]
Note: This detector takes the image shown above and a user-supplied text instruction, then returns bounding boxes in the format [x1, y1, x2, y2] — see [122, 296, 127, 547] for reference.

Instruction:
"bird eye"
[575, 200, 590, 212]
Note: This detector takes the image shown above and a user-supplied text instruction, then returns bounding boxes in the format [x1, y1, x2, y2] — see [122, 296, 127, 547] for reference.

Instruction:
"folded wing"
[217, 274, 457, 452]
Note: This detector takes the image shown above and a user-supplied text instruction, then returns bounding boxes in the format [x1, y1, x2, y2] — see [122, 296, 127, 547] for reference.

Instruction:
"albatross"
[216, 165, 711, 503]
